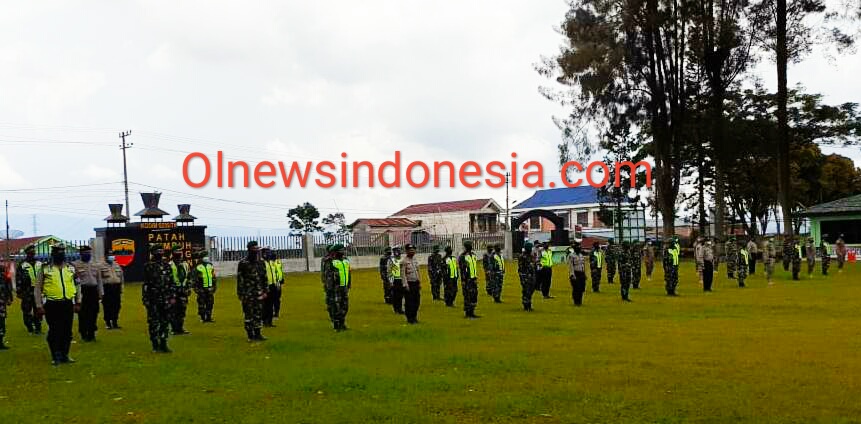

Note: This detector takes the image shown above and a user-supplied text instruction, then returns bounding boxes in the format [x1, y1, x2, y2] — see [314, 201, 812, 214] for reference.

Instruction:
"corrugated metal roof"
[512, 187, 601, 209]
[391, 199, 496, 216]
[802, 194, 861, 216]
[352, 218, 420, 227]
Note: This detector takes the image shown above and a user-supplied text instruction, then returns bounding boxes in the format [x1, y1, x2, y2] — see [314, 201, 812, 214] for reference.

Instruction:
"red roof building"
[390, 199, 501, 234]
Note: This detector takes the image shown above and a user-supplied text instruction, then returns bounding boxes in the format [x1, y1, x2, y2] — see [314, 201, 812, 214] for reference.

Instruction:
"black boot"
[62, 353, 76, 363]
[113, 320, 121, 329]
[0, 339, 8, 350]
[152, 340, 160, 353]
[105, 321, 113, 330]
[254, 328, 267, 341]
[34, 323, 42, 335]
[247, 330, 255, 342]
[51, 352, 61, 366]
[159, 339, 172, 353]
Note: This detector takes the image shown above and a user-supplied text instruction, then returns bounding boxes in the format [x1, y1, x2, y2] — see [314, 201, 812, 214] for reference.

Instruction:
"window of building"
[555, 211, 570, 229]
[529, 216, 541, 230]
[577, 212, 589, 226]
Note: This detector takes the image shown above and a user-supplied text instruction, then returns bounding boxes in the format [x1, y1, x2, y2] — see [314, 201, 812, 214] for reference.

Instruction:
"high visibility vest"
[540, 250, 553, 267]
[740, 250, 749, 265]
[42, 264, 77, 301]
[446, 257, 458, 278]
[196, 263, 214, 288]
[594, 251, 604, 268]
[822, 242, 831, 255]
[332, 259, 351, 287]
[464, 254, 478, 279]
[669, 247, 680, 266]
[170, 261, 189, 287]
[494, 254, 505, 273]
[796, 244, 802, 258]
[264, 260, 283, 285]
[21, 261, 42, 285]
[390, 258, 401, 278]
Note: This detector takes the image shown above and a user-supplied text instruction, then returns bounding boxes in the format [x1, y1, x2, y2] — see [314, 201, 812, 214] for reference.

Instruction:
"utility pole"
[32, 214, 37, 236]
[504, 172, 510, 231]
[119, 130, 133, 218]
[5, 200, 10, 260]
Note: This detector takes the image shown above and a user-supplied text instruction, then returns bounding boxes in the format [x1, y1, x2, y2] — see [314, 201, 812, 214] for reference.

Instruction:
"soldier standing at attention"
[459, 240, 481, 319]
[737, 241, 749, 288]
[725, 236, 737, 280]
[820, 235, 832, 276]
[267, 248, 285, 319]
[443, 246, 459, 307]
[746, 238, 758, 275]
[664, 237, 681, 296]
[35, 245, 80, 364]
[401, 244, 421, 324]
[0, 264, 13, 350]
[16, 245, 43, 334]
[518, 242, 537, 311]
[380, 247, 392, 304]
[805, 238, 816, 278]
[74, 245, 103, 342]
[325, 244, 351, 331]
[568, 242, 587, 306]
[192, 250, 217, 323]
[321, 245, 336, 325]
[791, 237, 802, 281]
[782, 237, 793, 272]
[606, 239, 618, 285]
[618, 241, 632, 302]
[491, 244, 505, 303]
[835, 234, 846, 272]
[100, 252, 124, 330]
[762, 237, 776, 285]
[482, 245, 495, 297]
[631, 242, 643, 289]
[538, 244, 555, 298]
[428, 245, 444, 301]
[589, 243, 604, 293]
[694, 237, 704, 287]
[388, 246, 405, 315]
[261, 247, 284, 328]
[168, 245, 191, 336]
[142, 244, 173, 353]
[644, 240, 655, 280]
[703, 238, 715, 292]
[236, 241, 268, 342]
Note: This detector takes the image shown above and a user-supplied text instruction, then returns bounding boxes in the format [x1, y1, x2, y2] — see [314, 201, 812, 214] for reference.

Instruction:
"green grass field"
[2, 260, 861, 423]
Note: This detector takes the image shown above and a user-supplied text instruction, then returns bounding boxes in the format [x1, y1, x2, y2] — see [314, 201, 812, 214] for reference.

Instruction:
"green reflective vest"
[332, 259, 351, 287]
[740, 250, 749, 265]
[264, 260, 283, 285]
[446, 257, 458, 278]
[494, 254, 505, 273]
[465, 255, 478, 279]
[796, 244, 802, 258]
[594, 250, 604, 268]
[822, 242, 831, 255]
[42, 264, 77, 301]
[21, 261, 42, 285]
[540, 250, 553, 267]
[170, 261, 189, 287]
[390, 258, 401, 278]
[669, 247, 680, 266]
[196, 263, 214, 288]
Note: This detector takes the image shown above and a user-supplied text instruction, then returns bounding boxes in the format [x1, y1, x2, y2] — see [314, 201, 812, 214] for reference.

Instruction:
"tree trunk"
[776, 0, 792, 236]
[698, 153, 707, 236]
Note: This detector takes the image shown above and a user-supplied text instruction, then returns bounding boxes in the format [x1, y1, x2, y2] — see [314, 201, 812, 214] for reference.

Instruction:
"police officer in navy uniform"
[34, 244, 80, 365]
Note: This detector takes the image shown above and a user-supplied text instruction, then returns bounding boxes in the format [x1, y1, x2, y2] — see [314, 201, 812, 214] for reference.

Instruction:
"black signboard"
[96, 222, 207, 282]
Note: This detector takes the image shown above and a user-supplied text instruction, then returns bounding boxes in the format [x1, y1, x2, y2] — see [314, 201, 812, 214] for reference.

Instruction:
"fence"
[310, 232, 506, 257]
[212, 235, 304, 261]
[5, 239, 92, 261]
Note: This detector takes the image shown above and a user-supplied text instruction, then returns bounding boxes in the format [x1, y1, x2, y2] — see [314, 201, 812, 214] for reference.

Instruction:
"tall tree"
[287, 202, 322, 234]
[540, 0, 693, 237]
[322, 212, 349, 242]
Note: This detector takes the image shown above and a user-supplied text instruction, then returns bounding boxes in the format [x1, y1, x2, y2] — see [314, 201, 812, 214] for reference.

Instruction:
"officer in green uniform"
[236, 241, 268, 342]
[618, 241, 632, 302]
[820, 234, 832, 276]
[518, 242, 537, 311]
[192, 250, 217, 323]
[664, 237, 681, 296]
[169, 244, 191, 335]
[34, 244, 80, 364]
[443, 246, 459, 307]
[262, 246, 284, 327]
[490, 244, 505, 303]
[482, 244, 495, 297]
[16, 245, 43, 334]
[142, 244, 173, 353]
[459, 240, 481, 318]
[725, 235, 737, 279]
[736, 241, 749, 287]
[590, 243, 604, 293]
[325, 244, 351, 331]
[631, 241, 643, 289]
[428, 245, 444, 301]
[388, 246, 405, 315]
[791, 237, 802, 281]
[606, 239, 617, 285]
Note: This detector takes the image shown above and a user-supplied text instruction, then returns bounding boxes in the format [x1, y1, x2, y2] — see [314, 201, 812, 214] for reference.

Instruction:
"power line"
[0, 182, 123, 192]
[119, 130, 133, 220]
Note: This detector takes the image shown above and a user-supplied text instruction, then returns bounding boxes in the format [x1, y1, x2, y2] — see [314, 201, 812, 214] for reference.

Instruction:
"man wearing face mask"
[568, 242, 587, 306]
[169, 244, 191, 336]
[236, 241, 268, 342]
[16, 245, 43, 334]
[143, 244, 174, 353]
[34, 244, 80, 365]
[261, 247, 284, 327]
[100, 251, 124, 329]
[192, 250, 217, 323]
[73, 245, 103, 342]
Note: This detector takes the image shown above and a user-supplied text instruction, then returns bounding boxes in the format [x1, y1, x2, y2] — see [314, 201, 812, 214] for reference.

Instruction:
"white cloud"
[146, 43, 176, 72]
[81, 164, 120, 180]
[0, 155, 27, 188]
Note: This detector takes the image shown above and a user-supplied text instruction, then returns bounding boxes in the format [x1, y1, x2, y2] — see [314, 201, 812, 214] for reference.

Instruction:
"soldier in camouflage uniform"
[236, 241, 268, 341]
[694, 237, 704, 286]
[379, 247, 392, 304]
[782, 237, 793, 272]
[703, 238, 715, 292]
[605, 239, 618, 285]
[518, 242, 537, 311]
[644, 240, 655, 280]
[763, 237, 776, 285]
[490, 244, 505, 303]
[482, 245, 495, 297]
[192, 250, 217, 323]
[664, 237, 681, 296]
[0, 264, 13, 350]
[791, 237, 802, 281]
[443, 246, 459, 307]
[459, 240, 481, 318]
[169, 244, 191, 335]
[589, 243, 604, 293]
[142, 244, 174, 353]
[618, 241, 632, 302]
[820, 234, 832, 276]
[321, 245, 336, 323]
[725, 236, 737, 279]
[736, 241, 749, 288]
[324, 244, 351, 331]
[805, 238, 816, 278]
[631, 242, 643, 289]
[428, 245, 444, 301]
[16, 245, 43, 334]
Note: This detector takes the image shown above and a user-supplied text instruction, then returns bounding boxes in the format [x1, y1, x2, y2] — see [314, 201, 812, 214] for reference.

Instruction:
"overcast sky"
[1, 0, 859, 240]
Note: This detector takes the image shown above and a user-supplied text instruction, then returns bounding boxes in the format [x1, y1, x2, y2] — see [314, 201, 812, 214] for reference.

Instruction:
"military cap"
[247, 240, 259, 249]
[331, 243, 345, 252]
[393, 245, 402, 252]
[79, 245, 92, 252]
[51, 243, 66, 252]
[444, 245, 453, 253]
[384, 246, 392, 253]
[463, 240, 473, 248]
[24, 244, 36, 253]
[171, 243, 183, 252]
[149, 243, 164, 253]
[523, 242, 533, 251]
[261, 245, 272, 251]
[432, 244, 440, 252]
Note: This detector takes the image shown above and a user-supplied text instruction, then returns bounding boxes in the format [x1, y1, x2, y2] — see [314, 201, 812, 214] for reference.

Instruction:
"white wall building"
[389, 199, 502, 234]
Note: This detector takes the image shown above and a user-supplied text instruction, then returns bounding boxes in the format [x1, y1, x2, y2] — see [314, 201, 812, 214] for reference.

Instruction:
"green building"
[801, 194, 861, 246]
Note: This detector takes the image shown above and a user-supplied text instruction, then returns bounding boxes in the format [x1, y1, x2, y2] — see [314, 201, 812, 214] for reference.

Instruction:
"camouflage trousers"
[782, 258, 791, 271]
[19, 292, 42, 333]
[324, 286, 336, 324]
[726, 261, 736, 278]
[484, 273, 493, 296]
[792, 259, 801, 280]
[837, 254, 845, 270]
[488, 272, 504, 301]
[606, 261, 616, 284]
[382, 277, 393, 304]
[737, 267, 748, 287]
[331, 286, 349, 328]
[665, 265, 679, 294]
[444, 277, 458, 307]
[519, 273, 535, 310]
[822, 256, 830, 275]
[170, 295, 189, 333]
[632, 265, 642, 289]
[195, 289, 215, 320]
[590, 269, 602, 292]
[807, 258, 816, 275]
[462, 278, 478, 315]
[645, 260, 654, 278]
[145, 303, 170, 344]
[430, 274, 443, 300]
[0, 302, 7, 341]
[619, 269, 631, 300]
[696, 261, 704, 281]
[765, 261, 775, 280]
[241, 299, 263, 335]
